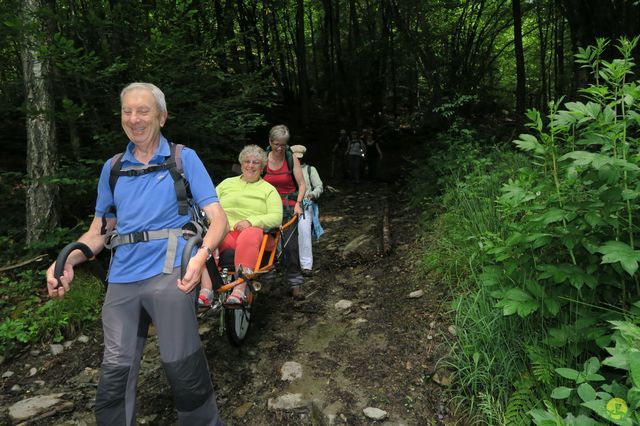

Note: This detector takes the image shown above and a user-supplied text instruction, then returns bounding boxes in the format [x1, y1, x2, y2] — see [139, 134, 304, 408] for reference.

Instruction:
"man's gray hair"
[120, 82, 167, 113]
[239, 144, 268, 168]
[268, 124, 290, 143]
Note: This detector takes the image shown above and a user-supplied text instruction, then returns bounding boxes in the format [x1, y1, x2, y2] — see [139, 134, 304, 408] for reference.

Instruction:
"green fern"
[477, 391, 503, 424]
[527, 346, 554, 386]
[504, 380, 536, 426]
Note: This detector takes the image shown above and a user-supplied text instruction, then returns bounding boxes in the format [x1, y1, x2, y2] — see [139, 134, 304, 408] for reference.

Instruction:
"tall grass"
[412, 136, 557, 424]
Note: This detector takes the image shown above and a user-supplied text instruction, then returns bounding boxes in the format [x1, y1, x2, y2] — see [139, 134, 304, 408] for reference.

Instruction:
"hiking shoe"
[291, 287, 305, 301]
[301, 269, 313, 277]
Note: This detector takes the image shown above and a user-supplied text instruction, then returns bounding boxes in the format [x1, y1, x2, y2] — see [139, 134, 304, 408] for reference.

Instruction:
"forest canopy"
[1, 0, 639, 247]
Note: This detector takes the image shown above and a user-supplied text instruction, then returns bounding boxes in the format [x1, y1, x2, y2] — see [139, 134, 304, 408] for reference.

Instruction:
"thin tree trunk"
[320, 0, 334, 103]
[307, 6, 319, 85]
[236, 0, 255, 69]
[536, 1, 550, 111]
[21, 0, 59, 244]
[333, 0, 346, 114]
[554, 0, 565, 99]
[296, 0, 309, 122]
[512, 0, 526, 131]
[271, 4, 292, 100]
[347, 0, 362, 126]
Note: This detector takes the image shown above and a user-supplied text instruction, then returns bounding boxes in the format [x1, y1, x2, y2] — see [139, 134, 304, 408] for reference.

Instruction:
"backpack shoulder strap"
[261, 145, 272, 178]
[102, 152, 125, 234]
[108, 143, 189, 216]
[285, 147, 298, 191]
[167, 142, 189, 216]
[108, 152, 125, 197]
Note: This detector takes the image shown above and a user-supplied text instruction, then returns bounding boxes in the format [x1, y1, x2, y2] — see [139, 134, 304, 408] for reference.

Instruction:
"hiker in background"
[263, 124, 307, 300]
[332, 129, 350, 178]
[45, 82, 227, 425]
[363, 128, 383, 179]
[346, 130, 365, 184]
[290, 145, 324, 277]
[197, 145, 282, 306]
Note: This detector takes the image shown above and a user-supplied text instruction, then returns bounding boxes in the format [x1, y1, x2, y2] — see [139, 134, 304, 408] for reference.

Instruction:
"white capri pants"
[298, 203, 314, 270]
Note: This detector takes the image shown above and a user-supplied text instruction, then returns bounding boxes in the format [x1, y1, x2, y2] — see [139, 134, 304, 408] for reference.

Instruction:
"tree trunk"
[320, 0, 334, 103]
[307, 6, 319, 85]
[271, 3, 293, 101]
[333, 0, 346, 114]
[512, 0, 526, 131]
[560, 0, 640, 91]
[347, 0, 362, 127]
[21, 0, 59, 245]
[536, 1, 549, 111]
[236, 0, 256, 69]
[295, 0, 309, 122]
[553, 0, 566, 100]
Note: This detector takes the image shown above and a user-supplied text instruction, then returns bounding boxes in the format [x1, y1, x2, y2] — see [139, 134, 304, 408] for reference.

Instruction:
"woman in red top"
[263, 124, 307, 300]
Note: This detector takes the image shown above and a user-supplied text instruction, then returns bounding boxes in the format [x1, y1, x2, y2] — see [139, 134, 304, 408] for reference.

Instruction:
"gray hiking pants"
[95, 269, 224, 426]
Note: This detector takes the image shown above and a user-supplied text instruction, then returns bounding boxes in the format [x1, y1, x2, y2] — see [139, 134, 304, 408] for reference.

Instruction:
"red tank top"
[264, 159, 296, 207]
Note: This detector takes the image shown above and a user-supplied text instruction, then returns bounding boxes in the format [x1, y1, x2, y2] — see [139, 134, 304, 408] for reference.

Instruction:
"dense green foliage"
[413, 38, 640, 424]
[0, 270, 103, 354]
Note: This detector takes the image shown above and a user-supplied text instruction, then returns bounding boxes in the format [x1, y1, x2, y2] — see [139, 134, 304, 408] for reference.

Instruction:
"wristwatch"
[200, 245, 213, 260]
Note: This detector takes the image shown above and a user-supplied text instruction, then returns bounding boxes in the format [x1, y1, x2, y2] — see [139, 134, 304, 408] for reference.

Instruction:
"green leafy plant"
[413, 37, 640, 424]
[0, 271, 104, 355]
[482, 37, 640, 357]
[532, 320, 640, 424]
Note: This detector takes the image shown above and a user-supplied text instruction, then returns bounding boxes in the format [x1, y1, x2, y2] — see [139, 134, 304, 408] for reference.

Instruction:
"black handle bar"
[54, 242, 94, 289]
[181, 235, 203, 279]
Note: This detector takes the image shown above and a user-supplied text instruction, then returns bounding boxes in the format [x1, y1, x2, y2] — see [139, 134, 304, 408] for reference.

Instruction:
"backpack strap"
[101, 152, 125, 235]
[167, 143, 189, 216]
[263, 145, 299, 192]
[104, 223, 203, 274]
[107, 142, 189, 216]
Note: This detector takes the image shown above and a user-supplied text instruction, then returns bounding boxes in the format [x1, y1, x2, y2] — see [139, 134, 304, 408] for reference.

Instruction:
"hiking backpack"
[102, 142, 210, 274]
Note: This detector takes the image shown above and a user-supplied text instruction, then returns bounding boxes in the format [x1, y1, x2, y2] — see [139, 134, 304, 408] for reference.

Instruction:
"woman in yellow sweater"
[199, 145, 282, 306]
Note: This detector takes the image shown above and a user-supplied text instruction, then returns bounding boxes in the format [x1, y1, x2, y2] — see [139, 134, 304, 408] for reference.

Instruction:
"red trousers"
[218, 227, 264, 271]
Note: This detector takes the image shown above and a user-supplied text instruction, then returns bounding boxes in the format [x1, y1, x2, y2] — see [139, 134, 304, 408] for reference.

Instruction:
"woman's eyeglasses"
[242, 160, 262, 165]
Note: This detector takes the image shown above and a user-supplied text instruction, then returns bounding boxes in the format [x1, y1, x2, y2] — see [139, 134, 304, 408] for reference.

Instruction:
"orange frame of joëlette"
[215, 214, 298, 295]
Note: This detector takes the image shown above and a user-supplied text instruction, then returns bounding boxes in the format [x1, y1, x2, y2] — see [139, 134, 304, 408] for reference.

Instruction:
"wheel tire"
[225, 304, 252, 346]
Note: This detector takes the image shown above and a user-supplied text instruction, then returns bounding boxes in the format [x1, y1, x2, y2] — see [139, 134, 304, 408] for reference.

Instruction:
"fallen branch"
[382, 202, 392, 256]
[16, 401, 74, 426]
[0, 254, 48, 272]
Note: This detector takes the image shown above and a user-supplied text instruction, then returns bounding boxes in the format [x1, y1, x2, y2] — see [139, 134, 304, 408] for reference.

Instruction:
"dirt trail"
[1, 179, 454, 425]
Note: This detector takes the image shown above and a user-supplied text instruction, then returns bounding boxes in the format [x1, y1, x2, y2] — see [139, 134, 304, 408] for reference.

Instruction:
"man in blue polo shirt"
[46, 82, 228, 425]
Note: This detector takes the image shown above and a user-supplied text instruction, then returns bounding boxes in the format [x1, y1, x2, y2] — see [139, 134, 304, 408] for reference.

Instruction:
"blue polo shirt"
[95, 136, 218, 283]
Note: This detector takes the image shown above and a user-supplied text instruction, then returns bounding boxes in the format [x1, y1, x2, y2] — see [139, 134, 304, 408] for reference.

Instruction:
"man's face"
[121, 88, 167, 146]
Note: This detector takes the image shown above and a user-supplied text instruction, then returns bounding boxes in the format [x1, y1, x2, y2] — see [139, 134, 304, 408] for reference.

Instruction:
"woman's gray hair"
[268, 124, 290, 143]
[120, 82, 167, 113]
[239, 144, 268, 168]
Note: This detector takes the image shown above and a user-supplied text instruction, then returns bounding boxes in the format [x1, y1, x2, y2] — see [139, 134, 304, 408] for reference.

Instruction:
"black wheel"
[225, 304, 252, 346]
